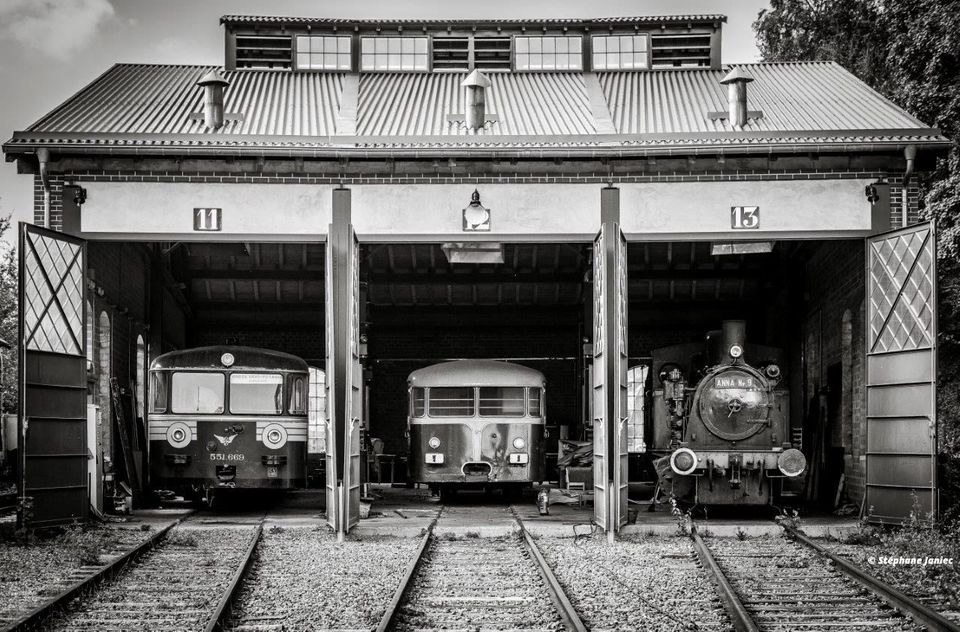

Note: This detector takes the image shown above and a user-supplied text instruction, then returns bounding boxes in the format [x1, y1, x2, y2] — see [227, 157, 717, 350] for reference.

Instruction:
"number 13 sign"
[731, 206, 760, 230]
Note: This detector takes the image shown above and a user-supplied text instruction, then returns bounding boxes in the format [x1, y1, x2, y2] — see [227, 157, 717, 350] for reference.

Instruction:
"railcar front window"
[412, 387, 425, 417]
[171, 372, 224, 414]
[230, 373, 283, 415]
[478, 387, 525, 416]
[149, 372, 167, 413]
[428, 387, 474, 417]
[288, 376, 306, 415]
[529, 388, 542, 417]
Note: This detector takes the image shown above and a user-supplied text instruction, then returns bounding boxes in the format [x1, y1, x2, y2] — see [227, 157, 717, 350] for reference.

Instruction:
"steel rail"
[784, 526, 960, 632]
[516, 524, 589, 632]
[374, 514, 439, 632]
[4, 511, 196, 632]
[689, 526, 759, 632]
[205, 521, 264, 632]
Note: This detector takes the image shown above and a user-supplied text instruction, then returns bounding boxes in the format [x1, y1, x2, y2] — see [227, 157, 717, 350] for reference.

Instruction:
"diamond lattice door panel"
[865, 222, 937, 524]
[18, 223, 88, 527]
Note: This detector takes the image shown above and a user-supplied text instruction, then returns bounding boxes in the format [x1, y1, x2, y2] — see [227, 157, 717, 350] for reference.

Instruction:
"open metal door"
[866, 221, 937, 523]
[18, 223, 87, 527]
[325, 190, 362, 537]
[592, 211, 629, 536]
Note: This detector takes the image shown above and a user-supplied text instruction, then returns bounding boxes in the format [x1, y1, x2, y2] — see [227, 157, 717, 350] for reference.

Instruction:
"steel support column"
[325, 189, 361, 539]
[593, 187, 628, 540]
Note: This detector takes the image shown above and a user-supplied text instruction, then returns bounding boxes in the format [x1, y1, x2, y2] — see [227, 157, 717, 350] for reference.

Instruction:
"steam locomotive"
[651, 321, 806, 505]
[407, 360, 546, 501]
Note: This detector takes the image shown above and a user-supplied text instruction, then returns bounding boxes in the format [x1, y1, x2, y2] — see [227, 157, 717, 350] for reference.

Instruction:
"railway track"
[377, 510, 586, 632]
[5, 516, 261, 632]
[692, 525, 958, 632]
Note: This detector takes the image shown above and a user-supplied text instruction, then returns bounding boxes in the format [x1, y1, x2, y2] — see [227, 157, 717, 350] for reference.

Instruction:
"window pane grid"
[296, 35, 352, 71]
[308, 367, 326, 453]
[515, 36, 582, 71]
[592, 35, 649, 70]
[361, 36, 428, 71]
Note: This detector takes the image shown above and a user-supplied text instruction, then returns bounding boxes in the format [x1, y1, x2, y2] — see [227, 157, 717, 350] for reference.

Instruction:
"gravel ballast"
[537, 534, 730, 632]
[229, 527, 420, 630]
[0, 525, 156, 627]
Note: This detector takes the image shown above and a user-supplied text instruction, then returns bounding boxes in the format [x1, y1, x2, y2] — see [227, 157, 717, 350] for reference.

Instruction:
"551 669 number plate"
[210, 453, 246, 461]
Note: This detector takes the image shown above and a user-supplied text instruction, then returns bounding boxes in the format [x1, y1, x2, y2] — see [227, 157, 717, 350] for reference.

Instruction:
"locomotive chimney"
[196, 69, 230, 130]
[721, 320, 747, 355]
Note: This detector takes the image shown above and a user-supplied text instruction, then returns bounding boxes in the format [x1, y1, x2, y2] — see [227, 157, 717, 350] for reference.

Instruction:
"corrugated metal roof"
[29, 65, 343, 137]
[5, 61, 948, 157]
[358, 72, 594, 136]
[220, 14, 726, 26]
[599, 62, 928, 135]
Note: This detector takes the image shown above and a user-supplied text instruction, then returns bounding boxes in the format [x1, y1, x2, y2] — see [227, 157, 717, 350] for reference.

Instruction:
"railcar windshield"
[149, 372, 167, 413]
[171, 372, 225, 414]
[529, 388, 542, 417]
[478, 387, 525, 416]
[230, 373, 283, 414]
[428, 387, 475, 416]
[411, 387, 425, 417]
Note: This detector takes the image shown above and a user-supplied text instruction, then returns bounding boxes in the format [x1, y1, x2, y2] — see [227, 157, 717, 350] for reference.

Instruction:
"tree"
[755, 0, 960, 518]
[0, 213, 16, 420]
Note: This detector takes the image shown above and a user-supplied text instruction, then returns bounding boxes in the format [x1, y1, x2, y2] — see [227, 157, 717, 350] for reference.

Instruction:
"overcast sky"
[0, 0, 769, 243]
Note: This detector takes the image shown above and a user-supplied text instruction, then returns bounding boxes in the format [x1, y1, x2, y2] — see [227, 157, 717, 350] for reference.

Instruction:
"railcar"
[407, 360, 546, 500]
[148, 346, 309, 503]
[651, 320, 806, 505]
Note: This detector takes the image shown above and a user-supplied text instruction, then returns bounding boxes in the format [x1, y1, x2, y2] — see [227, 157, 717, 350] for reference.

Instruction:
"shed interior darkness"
[85, 235, 863, 508]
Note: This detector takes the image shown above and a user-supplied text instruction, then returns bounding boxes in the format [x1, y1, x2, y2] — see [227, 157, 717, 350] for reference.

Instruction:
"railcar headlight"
[220, 352, 235, 367]
[262, 423, 288, 449]
[670, 447, 698, 476]
[428, 436, 441, 449]
[513, 437, 526, 450]
[777, 448, 807, 477]
[166, 422, 191, 448]
[729, 344, 743, 359]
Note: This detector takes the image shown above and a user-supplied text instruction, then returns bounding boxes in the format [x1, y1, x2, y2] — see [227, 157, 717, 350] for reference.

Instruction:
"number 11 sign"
[194, 207, 222, 231]
[731, 206, 760, 230]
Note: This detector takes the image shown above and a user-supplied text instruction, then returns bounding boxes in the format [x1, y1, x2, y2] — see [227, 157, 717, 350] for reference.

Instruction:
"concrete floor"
[125, 484, 859, 539]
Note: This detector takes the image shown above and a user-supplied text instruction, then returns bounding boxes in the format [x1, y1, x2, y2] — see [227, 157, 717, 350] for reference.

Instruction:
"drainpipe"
[901, 145, 917, 228]
[37, 148, 51, 228]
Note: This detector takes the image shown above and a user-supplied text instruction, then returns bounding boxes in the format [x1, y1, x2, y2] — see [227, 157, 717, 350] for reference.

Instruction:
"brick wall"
[802, 240, 868, 505]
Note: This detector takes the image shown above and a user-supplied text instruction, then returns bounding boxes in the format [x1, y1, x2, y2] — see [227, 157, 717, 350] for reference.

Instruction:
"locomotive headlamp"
[777, 448, 807, 477]
[220, 352, 235, 367]
[729, 344, 743, 359]
[262, 423, 288, 449]
[513, 437, 526, 450]
[166, 422, 192, 448]
[670, 447, 698, 476]
[428, 436, 441, 449]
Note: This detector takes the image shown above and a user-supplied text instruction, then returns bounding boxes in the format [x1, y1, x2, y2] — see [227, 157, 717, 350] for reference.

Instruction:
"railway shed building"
[2, 12, 950, 536]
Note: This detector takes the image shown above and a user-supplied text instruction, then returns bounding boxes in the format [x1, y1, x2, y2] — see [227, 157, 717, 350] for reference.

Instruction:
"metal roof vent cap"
[461, 69, 497, 130]
[719, 67, 756, 128]
[196, 69, 230, 130]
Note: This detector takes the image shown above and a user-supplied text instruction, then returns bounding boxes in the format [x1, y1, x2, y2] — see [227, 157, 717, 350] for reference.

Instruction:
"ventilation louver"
[651, 33, 712, 68]
[235, 33, 293, 69]
[433, 37, 469, 71]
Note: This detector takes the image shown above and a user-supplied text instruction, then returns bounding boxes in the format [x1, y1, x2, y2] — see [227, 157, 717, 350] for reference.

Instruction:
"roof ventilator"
[708, 67, 763, 127]
[191, 70, 244, 131]
[447, 69, 499, 130]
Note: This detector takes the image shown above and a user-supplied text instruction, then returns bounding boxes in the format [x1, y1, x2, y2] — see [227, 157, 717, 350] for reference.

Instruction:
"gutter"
[2, 140, 951, 162]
